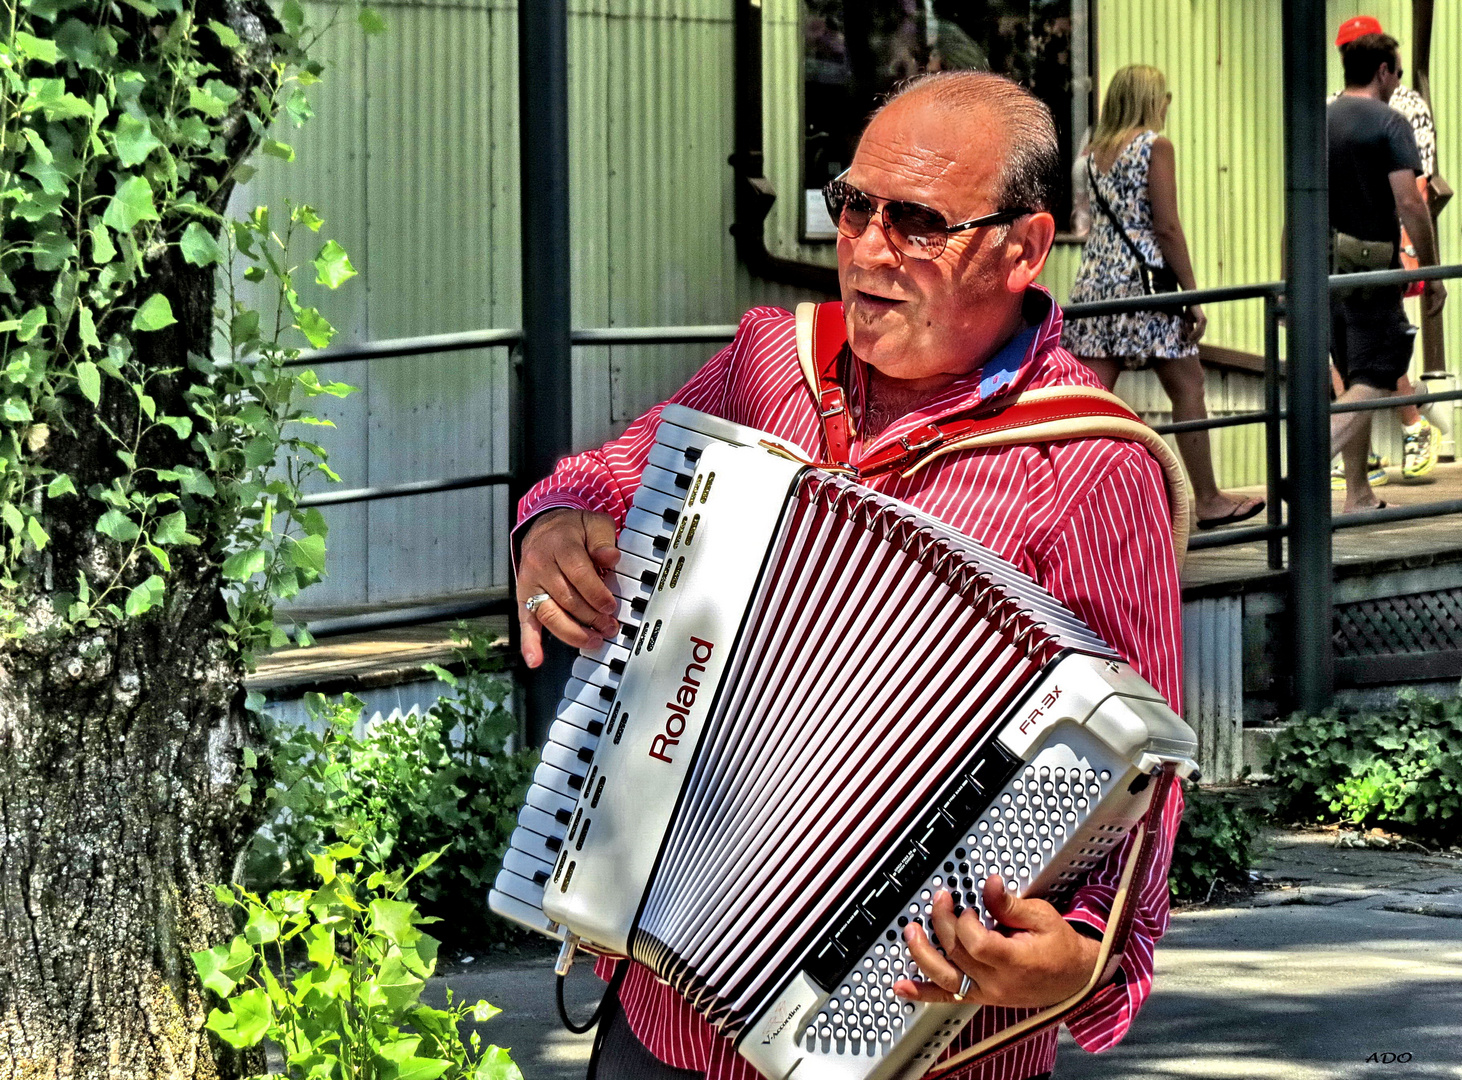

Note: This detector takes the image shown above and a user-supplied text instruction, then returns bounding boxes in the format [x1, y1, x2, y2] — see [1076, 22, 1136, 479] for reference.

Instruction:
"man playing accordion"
[514, 72, 1184, 1080]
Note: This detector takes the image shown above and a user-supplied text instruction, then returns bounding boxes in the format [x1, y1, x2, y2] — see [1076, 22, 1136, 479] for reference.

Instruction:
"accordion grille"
[630, 474, 1107, 1036]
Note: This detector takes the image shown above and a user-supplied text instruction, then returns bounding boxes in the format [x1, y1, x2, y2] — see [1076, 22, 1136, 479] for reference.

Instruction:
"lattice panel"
[1332, 589, 1462, 658]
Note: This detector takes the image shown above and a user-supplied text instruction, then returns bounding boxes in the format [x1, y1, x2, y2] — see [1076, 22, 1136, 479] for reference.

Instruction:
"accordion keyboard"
[488, 407, 798, 939]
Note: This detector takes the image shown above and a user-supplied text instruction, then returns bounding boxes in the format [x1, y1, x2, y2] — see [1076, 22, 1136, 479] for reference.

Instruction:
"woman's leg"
[1154, 357, 1263, 522]
[1078, 355, 1123, 391]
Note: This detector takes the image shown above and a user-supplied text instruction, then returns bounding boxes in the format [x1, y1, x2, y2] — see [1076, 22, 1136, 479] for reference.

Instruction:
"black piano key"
[609, 658, 626, 675]
[577, 746, 594, 764]
[567, 773, 584, 791]
[674, 472, 691, 489]
[555, 808, 573, 826]
[652, 536, 669, 555]
[532, 870, 549, 886]
[586, 719, 604, 737]
[662, 508, 680, 526]
[599, 685, 616, 702]
[683, 445, 701, 463]
[545, 836, 562, 853]
[631, 596, 648, 614]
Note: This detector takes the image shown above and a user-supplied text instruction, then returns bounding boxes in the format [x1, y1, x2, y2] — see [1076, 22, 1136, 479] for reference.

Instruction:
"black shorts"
[1329, 287, 1416, 392]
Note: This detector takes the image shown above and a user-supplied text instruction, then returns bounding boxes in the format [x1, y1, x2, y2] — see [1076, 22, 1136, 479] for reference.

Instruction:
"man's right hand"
[1424, 279, 1448, 318]
[517, 508, 622, 668]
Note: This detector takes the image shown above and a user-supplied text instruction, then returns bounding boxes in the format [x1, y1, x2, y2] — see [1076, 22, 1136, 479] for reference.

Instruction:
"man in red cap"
[1327, 24, 1446, 512]
[1330, 16, 1444, 485]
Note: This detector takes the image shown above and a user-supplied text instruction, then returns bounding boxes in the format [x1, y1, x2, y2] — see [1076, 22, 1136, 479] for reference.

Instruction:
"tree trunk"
[0, 1, 282, 1071]
[0, 592, 263, 1078]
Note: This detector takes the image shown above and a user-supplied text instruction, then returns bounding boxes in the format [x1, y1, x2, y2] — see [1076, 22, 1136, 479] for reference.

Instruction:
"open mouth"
[854, 289, 904, 309]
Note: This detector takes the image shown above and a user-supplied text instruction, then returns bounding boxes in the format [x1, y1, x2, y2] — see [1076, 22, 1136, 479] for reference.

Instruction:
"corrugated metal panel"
[240, 0, 1462, 610]
[1182, 595, 1244, 782]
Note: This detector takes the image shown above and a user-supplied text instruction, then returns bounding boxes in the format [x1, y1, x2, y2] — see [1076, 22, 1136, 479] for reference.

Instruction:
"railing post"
[1282, 0, 1334, 712]
[518, 1, 574, 744]
[1263, 292, 1284, 571]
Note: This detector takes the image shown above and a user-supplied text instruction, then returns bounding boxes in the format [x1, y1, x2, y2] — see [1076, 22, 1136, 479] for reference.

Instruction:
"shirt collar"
[854, 285, 1064, 457]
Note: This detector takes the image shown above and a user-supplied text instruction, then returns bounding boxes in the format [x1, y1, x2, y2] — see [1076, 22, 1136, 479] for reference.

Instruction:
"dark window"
[802, 0, 1092, 238]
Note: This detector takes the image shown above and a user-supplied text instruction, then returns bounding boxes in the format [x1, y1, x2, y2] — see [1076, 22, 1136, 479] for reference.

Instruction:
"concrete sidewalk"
[444, 828, 1462, 1080]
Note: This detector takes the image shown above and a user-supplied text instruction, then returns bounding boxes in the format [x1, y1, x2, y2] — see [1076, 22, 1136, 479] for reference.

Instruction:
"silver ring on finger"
[523, 592, 552, 615]
[953, 973, 974, 1002]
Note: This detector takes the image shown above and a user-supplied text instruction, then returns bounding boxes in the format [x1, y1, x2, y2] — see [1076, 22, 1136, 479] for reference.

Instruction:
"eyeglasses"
[821, 171, 1033, 261]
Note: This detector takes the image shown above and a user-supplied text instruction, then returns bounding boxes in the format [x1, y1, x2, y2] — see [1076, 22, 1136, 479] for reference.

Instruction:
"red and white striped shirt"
[517, 287, 1185, 1080]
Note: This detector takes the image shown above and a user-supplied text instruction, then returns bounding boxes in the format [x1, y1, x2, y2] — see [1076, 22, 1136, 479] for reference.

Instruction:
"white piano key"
[495, 867, 553, 909]
[509, 824, 565, 866]
[626, 505, 676, 542]
[609, 547, 662, 581]
[579, 634, 633, 668]
[563, 677, 614, 715]
[557, 699, 610, 736]
[542, 740, 591, 779]
[488, 888, 563, 939]
[640, 463, 693, 499]
[521, 805, 571, 842]
[549, 718, 599, 758]
[525, 783, 576, 821]
[647, 440, 700, 476]
[572, 655, 620, 692]
[532, 760, 583, 801]
[504, 847, 556, 885]
[631, 485, 684, 521]
[618, 526, 664, 564]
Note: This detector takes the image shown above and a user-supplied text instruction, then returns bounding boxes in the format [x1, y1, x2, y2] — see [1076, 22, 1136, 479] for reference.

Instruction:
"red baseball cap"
[1336, 15, 1384, 46]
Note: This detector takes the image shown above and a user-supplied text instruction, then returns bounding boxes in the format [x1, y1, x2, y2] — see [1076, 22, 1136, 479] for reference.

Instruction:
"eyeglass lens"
[828, 184, 949, 260]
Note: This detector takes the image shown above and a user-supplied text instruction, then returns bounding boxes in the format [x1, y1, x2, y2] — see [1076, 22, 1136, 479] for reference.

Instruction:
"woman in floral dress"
[1063, 64, 1263, 529]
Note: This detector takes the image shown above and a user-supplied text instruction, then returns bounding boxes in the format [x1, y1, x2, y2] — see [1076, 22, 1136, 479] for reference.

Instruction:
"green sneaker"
[1332, 452, 1387, 489]
[1402, 417, 1439, 479]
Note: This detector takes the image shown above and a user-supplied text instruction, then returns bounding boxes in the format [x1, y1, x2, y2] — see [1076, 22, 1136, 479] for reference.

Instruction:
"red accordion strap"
[921, 766, 1179, 1079]
[790, 302, 1191, 562]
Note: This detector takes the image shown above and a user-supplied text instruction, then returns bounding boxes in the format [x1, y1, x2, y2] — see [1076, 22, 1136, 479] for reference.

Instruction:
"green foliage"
[1267, 690, 1462, 844]
[1169, 782, 1269, 903]
[0, 0, 364, 658]
[194, 844, 523, 1079]
[245, 628, 539, 947]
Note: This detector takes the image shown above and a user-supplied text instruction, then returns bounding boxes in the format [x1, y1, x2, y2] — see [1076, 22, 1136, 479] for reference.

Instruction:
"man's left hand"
[892, 876, 1101, 1009]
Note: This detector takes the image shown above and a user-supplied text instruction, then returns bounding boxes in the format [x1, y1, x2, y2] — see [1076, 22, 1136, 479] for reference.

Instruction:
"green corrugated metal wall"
[246, 1, 1462, 607]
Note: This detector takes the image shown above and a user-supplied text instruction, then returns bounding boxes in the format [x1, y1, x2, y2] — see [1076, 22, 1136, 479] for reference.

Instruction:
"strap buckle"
[898, 423, 944, 454]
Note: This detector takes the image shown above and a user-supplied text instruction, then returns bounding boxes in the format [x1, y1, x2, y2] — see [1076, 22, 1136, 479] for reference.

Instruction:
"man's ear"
[1005, 211, 1057, 293]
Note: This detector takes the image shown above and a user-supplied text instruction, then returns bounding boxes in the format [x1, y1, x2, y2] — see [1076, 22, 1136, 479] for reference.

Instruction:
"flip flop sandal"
[1196, 497, 1266, 531]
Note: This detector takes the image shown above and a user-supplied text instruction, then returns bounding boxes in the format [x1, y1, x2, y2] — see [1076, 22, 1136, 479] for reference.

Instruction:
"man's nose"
[851, 213, 902, 269]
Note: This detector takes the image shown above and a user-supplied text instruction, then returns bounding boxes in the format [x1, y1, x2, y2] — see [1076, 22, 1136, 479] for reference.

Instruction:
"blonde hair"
[1089, 65, 1168, 156]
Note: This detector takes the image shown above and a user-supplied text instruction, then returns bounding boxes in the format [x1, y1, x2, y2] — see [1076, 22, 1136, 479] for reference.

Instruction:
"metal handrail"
[281, 259, 1462, 637]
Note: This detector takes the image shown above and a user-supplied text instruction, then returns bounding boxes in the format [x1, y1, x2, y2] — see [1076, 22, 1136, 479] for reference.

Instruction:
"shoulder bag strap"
[1087, 156, 1155, 295]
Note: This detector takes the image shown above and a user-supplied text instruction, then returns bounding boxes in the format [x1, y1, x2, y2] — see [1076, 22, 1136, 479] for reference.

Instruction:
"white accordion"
[491, 405, 1198, 1080]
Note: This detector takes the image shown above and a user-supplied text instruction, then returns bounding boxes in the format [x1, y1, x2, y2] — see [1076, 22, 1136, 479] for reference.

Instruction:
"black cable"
[558, 959, 626, 1036]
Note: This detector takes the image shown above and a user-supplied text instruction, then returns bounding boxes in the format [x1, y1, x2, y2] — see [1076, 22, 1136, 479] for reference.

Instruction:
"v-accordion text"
[491, 405, 1198, 1080]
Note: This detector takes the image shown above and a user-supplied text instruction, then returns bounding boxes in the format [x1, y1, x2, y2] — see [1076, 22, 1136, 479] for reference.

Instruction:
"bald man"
[515, 73, 1185, 1080]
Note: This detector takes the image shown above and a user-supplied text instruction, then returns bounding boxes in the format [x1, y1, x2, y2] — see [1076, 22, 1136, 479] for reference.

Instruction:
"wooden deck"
[1183, 460, 1462, 594]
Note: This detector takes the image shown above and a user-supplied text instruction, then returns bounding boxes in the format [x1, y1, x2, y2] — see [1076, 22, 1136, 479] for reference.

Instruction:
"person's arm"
[1037, 448, 1186, 1048]
[1147, 136, 1206, 341]
[1392, 168, 1447, 316]
[896, 448, 1185, 1028]
[515, 309, 776, 665]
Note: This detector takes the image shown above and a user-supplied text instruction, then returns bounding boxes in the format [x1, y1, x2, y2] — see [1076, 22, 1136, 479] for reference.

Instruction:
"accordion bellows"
[491, 406, 1197, 1080]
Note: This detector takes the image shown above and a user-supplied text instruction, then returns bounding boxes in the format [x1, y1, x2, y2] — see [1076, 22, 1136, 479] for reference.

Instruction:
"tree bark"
[0, 1, 284, 1073]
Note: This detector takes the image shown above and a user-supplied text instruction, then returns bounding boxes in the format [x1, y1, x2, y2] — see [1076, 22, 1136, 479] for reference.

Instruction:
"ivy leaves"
[0, 1, 361, 648]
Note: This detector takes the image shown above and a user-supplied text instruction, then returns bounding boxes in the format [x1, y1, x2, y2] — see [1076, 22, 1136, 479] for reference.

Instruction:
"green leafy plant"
[1267, 690, 1462, 844]
[245, 627, 539, 947]
[0, 0, 378, 660]
[1169, 782, 1269, 903]
[195, 842, 523, 1079]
